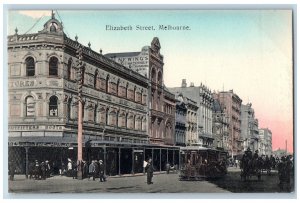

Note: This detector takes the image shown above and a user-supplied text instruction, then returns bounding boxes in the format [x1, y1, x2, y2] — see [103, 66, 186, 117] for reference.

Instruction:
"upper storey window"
[49, 57, 58, 76]
[26, 57, 35, 76]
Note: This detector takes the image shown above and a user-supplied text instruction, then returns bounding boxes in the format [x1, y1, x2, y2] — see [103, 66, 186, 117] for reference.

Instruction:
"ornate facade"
[169, 79, 214, 147]
[241, 103, 259, 152]
[8, 14, 178, 176]
[212, 98, 230, 150]
[214, 90, 243, 158]
[174, 93, 198, 146]
[106, 38, 176, 146]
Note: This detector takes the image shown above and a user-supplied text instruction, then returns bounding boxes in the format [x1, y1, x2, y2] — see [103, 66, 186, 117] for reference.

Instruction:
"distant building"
[169, 80, 214, 148]
[241, 103, 259, 152]
[212, 98, 230, 150]
[213, 90, 243, 158]
[258, 128, 272, 156]
[174, 93, 198, 146]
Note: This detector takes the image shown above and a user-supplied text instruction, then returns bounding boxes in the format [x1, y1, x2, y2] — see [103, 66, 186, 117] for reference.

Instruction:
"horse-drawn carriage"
[179, 146, 228, 181]
[240, 153, 264, 181]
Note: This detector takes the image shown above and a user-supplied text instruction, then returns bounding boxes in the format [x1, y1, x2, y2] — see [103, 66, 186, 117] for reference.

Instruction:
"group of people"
[66, 159, 106, 182]
[28, 160, 52, 180]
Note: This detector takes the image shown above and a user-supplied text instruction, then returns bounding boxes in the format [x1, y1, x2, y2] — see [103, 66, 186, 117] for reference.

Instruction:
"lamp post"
[76, 45, 84, 180]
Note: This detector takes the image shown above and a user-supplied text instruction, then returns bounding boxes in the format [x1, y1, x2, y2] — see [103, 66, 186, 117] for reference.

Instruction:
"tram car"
[179, 146, 228, 180]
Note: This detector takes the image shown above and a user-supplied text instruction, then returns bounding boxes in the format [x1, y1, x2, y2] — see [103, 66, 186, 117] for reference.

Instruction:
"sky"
[7, 10, 294, 153]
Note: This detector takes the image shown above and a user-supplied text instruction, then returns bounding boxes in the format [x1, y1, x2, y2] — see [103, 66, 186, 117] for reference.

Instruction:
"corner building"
[8, 14, 176, 176]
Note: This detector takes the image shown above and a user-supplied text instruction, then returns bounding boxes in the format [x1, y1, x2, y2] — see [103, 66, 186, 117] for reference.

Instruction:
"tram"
[179, 146, 228, 180]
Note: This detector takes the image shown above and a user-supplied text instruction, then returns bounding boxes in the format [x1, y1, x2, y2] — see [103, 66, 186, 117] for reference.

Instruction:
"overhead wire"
[24, 14, 45, 35]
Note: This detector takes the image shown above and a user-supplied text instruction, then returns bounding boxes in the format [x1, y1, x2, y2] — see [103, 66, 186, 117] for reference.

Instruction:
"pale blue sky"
[7, 10, 293, 151]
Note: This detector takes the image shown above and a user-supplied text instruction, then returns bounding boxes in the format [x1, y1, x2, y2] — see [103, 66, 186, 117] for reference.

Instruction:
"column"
[166, 149, 169, 164]
[118, 147, 121, 176]
[159, 148, 162, 172]
[173, 150, 175, 165]
[143, 147, 146, 175]
[132, 148, 134, 175]
[104, 146, 107, 176]
[25, 147, 29, 179]
[151, 148, 154, 167]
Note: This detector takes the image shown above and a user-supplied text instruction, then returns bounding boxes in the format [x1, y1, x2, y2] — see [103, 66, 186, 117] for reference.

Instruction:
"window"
[49, 96, 58, 116]
[67, 59, 72, 80]
[94, 71, 98, 88]
[26, 96, 35, 117]
[106, 75, 110, 93]
[49, 57, 58, 76]
[26, 57, 35, 76]
[67, 98, 72, 119]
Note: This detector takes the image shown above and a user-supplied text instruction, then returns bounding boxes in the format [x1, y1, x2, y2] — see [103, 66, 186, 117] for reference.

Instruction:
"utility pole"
[76, 45, 84, 180]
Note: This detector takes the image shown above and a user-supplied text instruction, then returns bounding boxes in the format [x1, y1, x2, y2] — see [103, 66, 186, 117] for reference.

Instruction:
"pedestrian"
[94, 160, 99, 181]
[9, 161, 16, 181]
[45, 160, 51, 178]
[83, 161, 88, 179]
[145, 158, 154, 184]
[166, 162, 170, 174]
[40, 162, 46, 180]
[34, 160, 41, 180]
[72, 161, 77, 179]
[88, 160, 95, 180]
[29, 161, 35, 179]
[67, 158, 72, 177]
[99, 160, 106, 182]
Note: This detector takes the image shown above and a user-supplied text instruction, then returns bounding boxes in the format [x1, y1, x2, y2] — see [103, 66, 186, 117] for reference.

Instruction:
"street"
[8, 167, 294, 194]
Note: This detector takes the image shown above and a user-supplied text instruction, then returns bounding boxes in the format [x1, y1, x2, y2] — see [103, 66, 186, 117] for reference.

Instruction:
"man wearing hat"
[99, 160, 106, 182]
[88, 160, 95, 180]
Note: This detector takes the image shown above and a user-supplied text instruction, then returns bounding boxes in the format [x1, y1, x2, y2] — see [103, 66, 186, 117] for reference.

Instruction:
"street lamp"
[76, 45, 84, 180]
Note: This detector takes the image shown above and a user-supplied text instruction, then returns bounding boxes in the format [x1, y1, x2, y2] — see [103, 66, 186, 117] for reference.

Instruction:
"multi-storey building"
[213, 90, 243, 158]
[174, 94, 187, 146]
[174, 93, 198, 146]
[258, 128, 273, 156]
[241, 103, 259, 152]
[212, 98, 230, 150]
[169, 79, 214, 148]
[105, 37, 178, 168]
[8, 13, 178, 176]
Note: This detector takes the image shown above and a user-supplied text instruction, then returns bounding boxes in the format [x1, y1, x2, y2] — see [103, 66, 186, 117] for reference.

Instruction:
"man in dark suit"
[145, 158, 154, 184]
[99, 160, 106, 182]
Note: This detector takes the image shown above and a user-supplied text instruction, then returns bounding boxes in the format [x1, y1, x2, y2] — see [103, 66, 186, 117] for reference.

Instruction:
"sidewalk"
[9, 170, 170, 181]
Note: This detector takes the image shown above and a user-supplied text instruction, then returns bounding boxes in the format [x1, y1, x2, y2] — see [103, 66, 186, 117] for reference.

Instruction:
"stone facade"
[174, 93, 198, 146]
[258, 128, 273, 156]
[169, 80, 214, 147]
[213, 90, 243, 158]
[106, 38, 176, 146]
[241, 103, 259, 152]
[212, 98, 230, 150]
[8, 14, 179, 175]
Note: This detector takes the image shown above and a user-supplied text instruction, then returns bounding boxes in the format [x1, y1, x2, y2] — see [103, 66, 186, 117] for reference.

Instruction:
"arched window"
[49, 96, 58, 116]
[25, 96, 35, 117]
[25, 57, 35, 76]
[106, 75, 110, 93]
[67, 58, 72, 80]
[157, 71, 162, 86]
[67, 98, 72, 120]
[94, 70, 98, 88]
[49, 57, 58, 76]
[151, 68, 156, 83]
[94, 104, 98, 123]
[116, 79, 120, 96]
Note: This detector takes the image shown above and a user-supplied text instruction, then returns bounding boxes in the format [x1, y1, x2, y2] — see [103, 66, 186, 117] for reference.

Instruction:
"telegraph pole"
[76, 45, 84, 180]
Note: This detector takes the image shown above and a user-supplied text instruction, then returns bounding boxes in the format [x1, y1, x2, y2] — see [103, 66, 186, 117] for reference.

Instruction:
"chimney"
[190, 82, 194, 87]
[181, 79, 187, 88]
